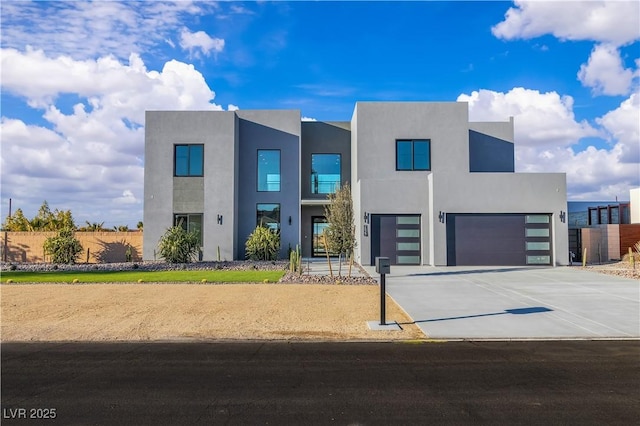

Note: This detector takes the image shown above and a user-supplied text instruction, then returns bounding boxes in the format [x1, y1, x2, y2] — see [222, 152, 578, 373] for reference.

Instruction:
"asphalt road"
[2, 341, 639, 425]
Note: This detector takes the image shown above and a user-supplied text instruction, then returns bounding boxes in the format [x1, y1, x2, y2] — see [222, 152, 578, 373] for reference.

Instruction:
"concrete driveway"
[362, 265, 639, 340]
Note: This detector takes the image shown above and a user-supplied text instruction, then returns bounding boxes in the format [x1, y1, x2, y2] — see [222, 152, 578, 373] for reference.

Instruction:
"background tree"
[31, 201, 55, 230]
[3, 201, 75, 231]
[245, 225, 280, 261]
[78, 221, 109, 232]
[43, 227, 83, 264]
[323, 183, 356, 276]
[53, 209, 75, 230]
[2, 208, 33, 231]
[114, 225, 130, 232]
[157, 226, 201, 263]
[137, 221, 144, 231]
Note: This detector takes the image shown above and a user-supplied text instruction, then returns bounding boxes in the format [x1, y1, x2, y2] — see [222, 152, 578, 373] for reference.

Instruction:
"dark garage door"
[446, 214, 552, 266]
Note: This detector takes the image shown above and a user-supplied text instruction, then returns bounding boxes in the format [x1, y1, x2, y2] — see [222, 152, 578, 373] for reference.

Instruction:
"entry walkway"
[362, 265, 640, 340]
[302, 257, 368, 277]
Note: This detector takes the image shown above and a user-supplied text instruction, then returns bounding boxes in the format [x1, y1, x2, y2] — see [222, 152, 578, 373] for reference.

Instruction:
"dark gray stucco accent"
[468, 130, 515, 172]
[237, 116, 300, 260]
[301, 121, 351, 200]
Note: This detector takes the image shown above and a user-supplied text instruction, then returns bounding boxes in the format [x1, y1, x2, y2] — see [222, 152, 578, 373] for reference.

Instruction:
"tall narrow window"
[174, 144, 204, 176]
[396, 140, 430, 171]
[257, 203, 280, 231]
[311, 153, 341, 194]
[257, 150, 281, 191]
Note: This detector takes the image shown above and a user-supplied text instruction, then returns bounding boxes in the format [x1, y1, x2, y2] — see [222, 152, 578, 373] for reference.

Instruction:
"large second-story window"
[311, 153, 341, 194]
[257, 150, 281, 191]
[175, 144, 204, 176]
[396, 140, 430, 171]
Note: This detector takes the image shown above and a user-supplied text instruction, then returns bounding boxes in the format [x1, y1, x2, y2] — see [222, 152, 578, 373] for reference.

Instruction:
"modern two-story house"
[143, 102, 569, 266]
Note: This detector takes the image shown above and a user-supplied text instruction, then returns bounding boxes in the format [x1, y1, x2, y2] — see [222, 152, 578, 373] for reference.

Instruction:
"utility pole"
[3, 198, 11, 262]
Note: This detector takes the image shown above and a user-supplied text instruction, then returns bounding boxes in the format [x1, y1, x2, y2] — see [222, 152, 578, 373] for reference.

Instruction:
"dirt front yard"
[1, 283, 425, 341]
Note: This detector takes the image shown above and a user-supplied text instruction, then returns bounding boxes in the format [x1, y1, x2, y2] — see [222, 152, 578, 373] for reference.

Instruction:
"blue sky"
[1, 1, 639, 227]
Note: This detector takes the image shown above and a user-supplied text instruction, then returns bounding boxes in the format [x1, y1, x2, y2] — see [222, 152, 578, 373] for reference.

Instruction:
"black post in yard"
[3, 198, 11, 262]
[380, 272, 386, 326]
[375, 256, 390, 327]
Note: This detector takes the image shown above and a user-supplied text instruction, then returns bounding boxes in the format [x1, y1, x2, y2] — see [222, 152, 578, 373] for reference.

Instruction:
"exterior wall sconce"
[364, 212, 370, 224]
[217, 214, 223, 225]
[364, 224, 368, 236]
[438, 211, 446, 223]
[559, 211, 566, 223]
[288, 216, 292, 225]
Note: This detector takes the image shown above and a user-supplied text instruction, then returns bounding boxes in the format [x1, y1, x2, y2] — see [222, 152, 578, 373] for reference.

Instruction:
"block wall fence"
[1, 232, 143, 264]
[581, 224, 640, 264]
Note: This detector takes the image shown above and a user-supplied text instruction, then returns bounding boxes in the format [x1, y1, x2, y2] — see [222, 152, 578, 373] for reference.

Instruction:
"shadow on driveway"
[407, 267, 540, 277]
[401, 306, 553, 325]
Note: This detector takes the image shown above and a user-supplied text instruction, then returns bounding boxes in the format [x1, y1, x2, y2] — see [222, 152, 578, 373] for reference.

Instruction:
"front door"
[312, 216, 330, 257]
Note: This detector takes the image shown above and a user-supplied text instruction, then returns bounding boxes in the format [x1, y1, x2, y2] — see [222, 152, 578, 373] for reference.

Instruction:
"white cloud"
[0, 1, 218, 60]
[179, 28, 225, 58]
[0, 49, 223, 226]
[492, 0, 640, 46]
[228, 104, 240, 111]
[458, 87, 599, 148]
[578, 44, 637, 95]
[114, 190, 139, 205]
[458, 88, 638, 200]
[597, 93, 640, 164]
[2, 48, 221, 119]
[301, 116, 317, 122]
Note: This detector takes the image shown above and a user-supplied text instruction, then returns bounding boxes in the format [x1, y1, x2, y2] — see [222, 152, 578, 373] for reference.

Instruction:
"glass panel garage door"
[447, 214, 552, 266]
[371, 215, 421, 265]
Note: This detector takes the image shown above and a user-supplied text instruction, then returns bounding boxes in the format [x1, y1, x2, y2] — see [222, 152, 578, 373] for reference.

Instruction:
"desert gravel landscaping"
[1, 283, 424, 342]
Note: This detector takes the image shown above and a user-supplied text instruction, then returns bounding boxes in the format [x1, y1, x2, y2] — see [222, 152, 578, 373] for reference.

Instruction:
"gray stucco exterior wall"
[144, 110, 238, 261]
[352, 102, 470, 267]
[350, 102, 567, 267]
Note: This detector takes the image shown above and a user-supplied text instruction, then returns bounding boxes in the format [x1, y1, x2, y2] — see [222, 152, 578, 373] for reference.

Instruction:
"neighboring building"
[571, 188, 640, 263]
[144, 102, 569, 266]
[567, 201, 632, 261]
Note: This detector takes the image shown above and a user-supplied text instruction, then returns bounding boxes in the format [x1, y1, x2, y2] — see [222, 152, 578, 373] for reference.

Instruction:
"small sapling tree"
[324, 183, 356, 276]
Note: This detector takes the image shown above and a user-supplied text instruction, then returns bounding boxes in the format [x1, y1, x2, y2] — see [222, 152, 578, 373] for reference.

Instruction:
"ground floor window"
[174, 213, 203, 245]
[257, 204, 280, 231]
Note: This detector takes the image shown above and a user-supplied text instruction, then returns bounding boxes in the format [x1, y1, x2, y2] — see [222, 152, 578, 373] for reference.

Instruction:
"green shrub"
[245, 226, 280, 261]
[43, 227, 83, 264]
[157, 226, 201, 263]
